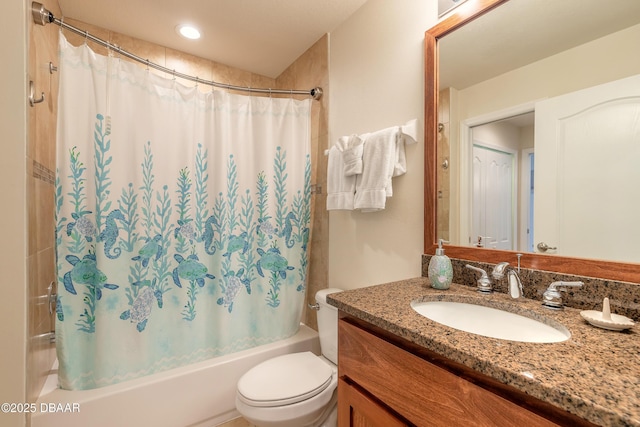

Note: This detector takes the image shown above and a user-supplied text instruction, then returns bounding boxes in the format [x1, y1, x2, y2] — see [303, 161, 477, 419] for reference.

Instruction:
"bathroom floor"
[217, 417, 255, 427]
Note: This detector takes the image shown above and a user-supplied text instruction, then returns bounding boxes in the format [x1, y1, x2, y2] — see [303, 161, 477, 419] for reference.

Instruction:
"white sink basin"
[411, 299, 570, 343]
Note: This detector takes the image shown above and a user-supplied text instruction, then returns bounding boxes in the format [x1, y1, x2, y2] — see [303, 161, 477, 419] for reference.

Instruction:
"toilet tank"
[315, 288, 342, 365]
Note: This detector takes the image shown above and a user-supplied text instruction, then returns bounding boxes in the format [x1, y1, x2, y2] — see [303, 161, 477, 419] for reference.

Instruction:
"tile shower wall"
[27, 12, 329, 400]
[422, 255, 640, 321]
[437, 88, 451, 242]
[27, 0, 61, 406]
[276, 35, 329, 330]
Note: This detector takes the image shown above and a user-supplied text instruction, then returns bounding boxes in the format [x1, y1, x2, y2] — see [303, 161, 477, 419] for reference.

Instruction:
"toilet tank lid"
[237, 352, 333, 406]
[315, 288, 342, 304]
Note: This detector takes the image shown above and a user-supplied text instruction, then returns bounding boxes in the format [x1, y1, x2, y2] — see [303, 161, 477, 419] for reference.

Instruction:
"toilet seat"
[237, 352, 333, 408]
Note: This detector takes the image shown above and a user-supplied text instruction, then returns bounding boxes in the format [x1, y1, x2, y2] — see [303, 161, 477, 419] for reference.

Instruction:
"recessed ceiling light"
[176, 24, 201, 40]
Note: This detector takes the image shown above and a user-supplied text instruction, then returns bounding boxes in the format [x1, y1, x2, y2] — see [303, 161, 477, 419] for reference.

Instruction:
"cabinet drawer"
[338, 319, 558, 427]
[338, 378, 408, 427]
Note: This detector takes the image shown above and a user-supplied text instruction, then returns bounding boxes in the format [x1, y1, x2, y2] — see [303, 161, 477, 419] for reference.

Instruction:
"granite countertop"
[327, 278, 640, 427]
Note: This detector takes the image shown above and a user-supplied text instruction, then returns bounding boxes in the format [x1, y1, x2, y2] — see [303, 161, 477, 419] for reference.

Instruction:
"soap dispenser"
[428, 239, 453, 290]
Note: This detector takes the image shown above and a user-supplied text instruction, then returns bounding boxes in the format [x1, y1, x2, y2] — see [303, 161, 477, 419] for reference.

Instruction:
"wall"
[1, 1, 27, 427]
[276, 36, 330, 330]
[437, 88, 452, 243]
[27, 0, 61, 411]
[456, 23, 640, 123]
[328, 0, 437, 290]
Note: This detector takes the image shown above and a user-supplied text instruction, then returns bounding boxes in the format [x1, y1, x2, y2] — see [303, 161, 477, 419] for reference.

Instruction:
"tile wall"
[277, 36, 330, 330]
[27, 0, 61, 406]
[437, 88, 451, 242]
[27, 8, 329, 401]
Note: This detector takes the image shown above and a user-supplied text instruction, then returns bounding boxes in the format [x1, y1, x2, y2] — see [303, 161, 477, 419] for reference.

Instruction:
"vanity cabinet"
[337, 317, 593, 427]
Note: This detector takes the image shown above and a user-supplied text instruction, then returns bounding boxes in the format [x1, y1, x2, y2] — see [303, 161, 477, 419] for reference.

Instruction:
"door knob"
[475, 236, 492, 248]
[537, 242, 557, 252]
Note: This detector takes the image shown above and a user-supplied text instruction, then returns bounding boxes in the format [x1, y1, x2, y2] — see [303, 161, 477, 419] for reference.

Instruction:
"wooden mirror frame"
[424, 0, 640, 283]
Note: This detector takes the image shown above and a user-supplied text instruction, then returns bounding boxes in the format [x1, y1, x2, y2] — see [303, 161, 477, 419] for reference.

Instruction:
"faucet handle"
[465, 264, 492, 294]
[542, 281, 583, 310]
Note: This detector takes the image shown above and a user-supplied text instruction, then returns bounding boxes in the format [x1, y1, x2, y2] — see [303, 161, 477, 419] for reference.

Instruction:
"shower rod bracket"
[31, 2, 323, 101]
[32, 1, 54, 26]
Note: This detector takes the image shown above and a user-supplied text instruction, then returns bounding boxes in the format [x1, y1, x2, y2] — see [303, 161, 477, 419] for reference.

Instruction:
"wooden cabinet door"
[338, 378, 408, 427]
[339, 319, 560, 427]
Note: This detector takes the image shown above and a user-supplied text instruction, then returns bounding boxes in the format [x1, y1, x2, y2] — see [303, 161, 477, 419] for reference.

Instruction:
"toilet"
[235, 288, 342, 427]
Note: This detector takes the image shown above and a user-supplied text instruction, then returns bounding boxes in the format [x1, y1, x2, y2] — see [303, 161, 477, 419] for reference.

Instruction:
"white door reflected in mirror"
[471, 144, 515, 250]
[534, 74, 640, 263]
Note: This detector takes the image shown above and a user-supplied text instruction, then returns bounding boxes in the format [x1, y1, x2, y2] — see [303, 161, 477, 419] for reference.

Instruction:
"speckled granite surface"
[424, 255, 640, 321]
[328, 279, 639, 426]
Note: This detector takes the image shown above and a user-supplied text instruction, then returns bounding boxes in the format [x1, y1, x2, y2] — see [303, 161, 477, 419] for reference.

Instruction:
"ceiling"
[57, 0, 369, 78]
[439, 0, 640, 90]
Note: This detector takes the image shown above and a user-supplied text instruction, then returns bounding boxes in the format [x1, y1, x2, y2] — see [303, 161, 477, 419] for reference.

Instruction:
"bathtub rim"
[33, 323, 320, 427]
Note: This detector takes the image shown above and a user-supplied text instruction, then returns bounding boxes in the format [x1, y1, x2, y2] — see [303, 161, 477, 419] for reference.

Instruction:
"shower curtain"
[54, 35, 312, 390]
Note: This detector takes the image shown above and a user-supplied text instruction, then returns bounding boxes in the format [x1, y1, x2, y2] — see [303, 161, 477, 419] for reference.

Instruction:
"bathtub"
[32, 324, 320, 427]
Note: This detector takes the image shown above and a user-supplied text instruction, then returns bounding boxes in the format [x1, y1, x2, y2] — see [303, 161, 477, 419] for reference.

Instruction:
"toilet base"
[237, 391, 337, 427]
[317, 400, 337, 427]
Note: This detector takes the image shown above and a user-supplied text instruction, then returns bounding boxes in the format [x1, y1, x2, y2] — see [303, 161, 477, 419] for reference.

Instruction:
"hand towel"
[326, 139, 356, 210]
[354, 127, 399, 212]
[393, 118, 420, 178]
[341, 135, 364, 176]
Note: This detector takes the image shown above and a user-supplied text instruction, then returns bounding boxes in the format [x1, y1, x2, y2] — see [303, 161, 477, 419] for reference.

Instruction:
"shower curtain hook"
[84, 30, 88, 45]
[145, 59, 150, 72]
[172, 69, 176, 81]
[269, 88, 272, 98]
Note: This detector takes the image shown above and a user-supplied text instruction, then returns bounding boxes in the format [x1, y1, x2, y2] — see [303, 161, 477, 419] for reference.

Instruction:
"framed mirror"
[424, 0, 640, 283]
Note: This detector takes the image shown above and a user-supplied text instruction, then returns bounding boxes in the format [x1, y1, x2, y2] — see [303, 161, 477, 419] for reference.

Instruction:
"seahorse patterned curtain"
[55, 35, 312, 390]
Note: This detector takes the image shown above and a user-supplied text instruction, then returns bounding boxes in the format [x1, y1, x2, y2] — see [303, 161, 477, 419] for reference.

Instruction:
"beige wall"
[2, 1, 27, 427]
[456, 23, 640, 122]
[328, 0, 437, 290]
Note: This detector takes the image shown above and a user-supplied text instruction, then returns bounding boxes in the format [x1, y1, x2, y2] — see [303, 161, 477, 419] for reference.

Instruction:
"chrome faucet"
[541, 281, 584, 310]
[466, 261, 526, 299]
[491, 262, 510, 280]
[492, 262, 524, 299]
[506, 270, 523, 299]
[465, 263, 509, 294]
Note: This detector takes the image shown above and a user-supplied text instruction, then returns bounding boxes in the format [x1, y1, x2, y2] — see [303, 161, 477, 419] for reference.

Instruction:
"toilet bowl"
[235, 288, 342, 427]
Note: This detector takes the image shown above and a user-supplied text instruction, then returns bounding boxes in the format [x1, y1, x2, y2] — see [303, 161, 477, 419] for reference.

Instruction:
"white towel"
[326, 139, 356, 211]
[354, 127, 399, 212]
[393, 119, 419, 177]
[341, 134, 364, 176]
[328, 119, 419, 212]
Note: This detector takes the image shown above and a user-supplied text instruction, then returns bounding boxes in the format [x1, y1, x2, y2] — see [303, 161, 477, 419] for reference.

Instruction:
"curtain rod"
[31, 2, 323, 101]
